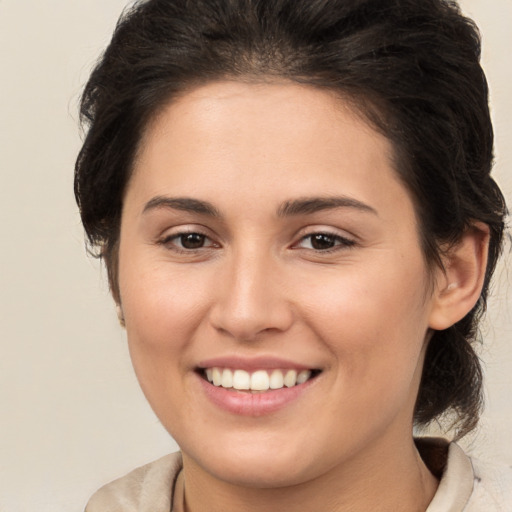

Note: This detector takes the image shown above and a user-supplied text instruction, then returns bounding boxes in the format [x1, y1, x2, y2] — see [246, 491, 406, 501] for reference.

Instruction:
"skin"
[117, 81, 485, 511]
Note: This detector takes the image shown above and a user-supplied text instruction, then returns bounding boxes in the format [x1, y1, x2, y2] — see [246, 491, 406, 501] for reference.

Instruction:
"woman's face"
[118, 81, 441, 487]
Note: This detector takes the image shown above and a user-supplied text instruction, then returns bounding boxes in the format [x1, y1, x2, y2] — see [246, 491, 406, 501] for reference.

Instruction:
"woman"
[76, 0, 510, 510]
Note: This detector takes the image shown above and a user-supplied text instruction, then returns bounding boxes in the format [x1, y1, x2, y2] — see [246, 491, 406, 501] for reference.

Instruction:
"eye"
[296, 232, 355, 251]
[159, 230, 218, 252]
[177, 232, 208, 249]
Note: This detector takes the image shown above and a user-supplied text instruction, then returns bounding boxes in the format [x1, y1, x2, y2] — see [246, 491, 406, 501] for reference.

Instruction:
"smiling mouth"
[197, 367, 322, 393]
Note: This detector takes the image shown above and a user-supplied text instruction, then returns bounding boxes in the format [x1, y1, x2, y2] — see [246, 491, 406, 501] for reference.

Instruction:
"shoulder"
[84, 452, 182, 512]
[419, 438, 512, 511]
[465, 455, 512, 511]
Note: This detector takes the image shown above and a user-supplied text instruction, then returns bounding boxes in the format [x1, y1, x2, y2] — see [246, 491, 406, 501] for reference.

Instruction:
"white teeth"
[233, 369, 250, 390]
[203, 367, 316, 391]
[221, 368, 233, 388]
[297, 370, 311, 385]
[269, 369, 284, 389]
[212, 367, 222, 386]
[251, 370, 270, 391]
[284, 369, 297, 387]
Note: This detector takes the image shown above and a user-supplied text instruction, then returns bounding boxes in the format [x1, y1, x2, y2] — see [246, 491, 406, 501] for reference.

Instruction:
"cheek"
[117, 252, 213, 398]
[120, 255, 212, 342]
[299, 255, 429, 336]
[296, 256, 430, 392]
[118, 269, 211, 433]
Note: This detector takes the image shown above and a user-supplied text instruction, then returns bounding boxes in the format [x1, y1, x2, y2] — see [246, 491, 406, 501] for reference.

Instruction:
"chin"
[207, 454, 315, 488]
[181, 433, 322, 488]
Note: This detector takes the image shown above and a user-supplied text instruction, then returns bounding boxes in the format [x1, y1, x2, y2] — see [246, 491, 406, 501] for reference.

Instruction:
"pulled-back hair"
[75, 0, 507, 438]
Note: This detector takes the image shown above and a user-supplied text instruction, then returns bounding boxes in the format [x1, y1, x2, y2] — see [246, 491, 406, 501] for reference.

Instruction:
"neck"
[174, 436, 438, 512]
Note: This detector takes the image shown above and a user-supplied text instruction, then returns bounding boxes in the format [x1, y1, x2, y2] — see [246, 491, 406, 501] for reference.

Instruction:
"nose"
[209, 250, 294, 342]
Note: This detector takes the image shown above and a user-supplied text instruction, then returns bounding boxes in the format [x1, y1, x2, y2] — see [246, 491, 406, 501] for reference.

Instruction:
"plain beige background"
[0, 1, 510, 510]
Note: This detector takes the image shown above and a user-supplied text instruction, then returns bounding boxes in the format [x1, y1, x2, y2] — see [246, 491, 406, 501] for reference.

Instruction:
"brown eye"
[295, 232, 355, 252]
[159, 229, 219, 253]
[310, 234, 337, 250]
[180, 233, 206, 249]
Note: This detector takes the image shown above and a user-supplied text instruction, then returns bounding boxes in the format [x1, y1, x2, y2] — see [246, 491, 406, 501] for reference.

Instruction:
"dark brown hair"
[75, 0, 507, 437]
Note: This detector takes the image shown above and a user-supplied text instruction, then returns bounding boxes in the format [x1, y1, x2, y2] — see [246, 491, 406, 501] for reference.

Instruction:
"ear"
[428, 223, 490, 331]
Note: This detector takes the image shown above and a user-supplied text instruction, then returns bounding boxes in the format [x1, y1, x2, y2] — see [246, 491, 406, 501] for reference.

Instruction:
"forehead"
[142, 80, 384, 152]
[130, 81, 401, 204]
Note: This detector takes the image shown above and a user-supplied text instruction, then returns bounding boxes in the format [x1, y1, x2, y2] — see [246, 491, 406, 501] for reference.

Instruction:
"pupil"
[311, 234, 335, 250]
[181, 233, 205, 249]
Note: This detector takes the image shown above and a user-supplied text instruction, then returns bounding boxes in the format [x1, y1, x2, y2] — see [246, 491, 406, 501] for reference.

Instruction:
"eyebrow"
[277, 196, 378, 217]
[142, 195, 378, 218]
[143, 196, 221, 217]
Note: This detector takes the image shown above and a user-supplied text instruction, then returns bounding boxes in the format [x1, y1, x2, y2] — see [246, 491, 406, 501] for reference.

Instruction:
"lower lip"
[196, 373, 317, 416]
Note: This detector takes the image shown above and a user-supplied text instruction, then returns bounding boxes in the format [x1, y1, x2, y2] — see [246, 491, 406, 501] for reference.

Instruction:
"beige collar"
[425, 442, 474, 511]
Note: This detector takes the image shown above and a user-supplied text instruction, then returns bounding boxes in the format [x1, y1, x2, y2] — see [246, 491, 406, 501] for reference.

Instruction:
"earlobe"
[428, 223, 490, 331]
[116, 303, 126, 328]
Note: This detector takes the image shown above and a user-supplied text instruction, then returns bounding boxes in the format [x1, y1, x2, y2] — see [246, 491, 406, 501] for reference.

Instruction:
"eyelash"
[294, 232, 356, 253]
[158, 230, 217, 253]
[158, 230, 355, 254]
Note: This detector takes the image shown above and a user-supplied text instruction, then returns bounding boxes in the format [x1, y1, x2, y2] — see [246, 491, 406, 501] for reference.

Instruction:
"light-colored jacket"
[85, 442, 512, 511]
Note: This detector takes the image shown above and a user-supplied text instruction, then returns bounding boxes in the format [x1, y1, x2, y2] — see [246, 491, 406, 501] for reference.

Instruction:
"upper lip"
[196, 356, 318, 372]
